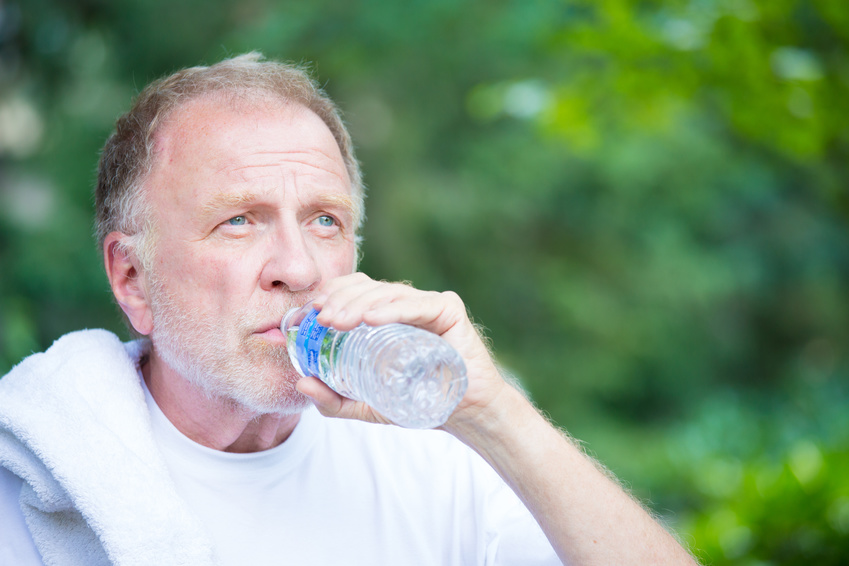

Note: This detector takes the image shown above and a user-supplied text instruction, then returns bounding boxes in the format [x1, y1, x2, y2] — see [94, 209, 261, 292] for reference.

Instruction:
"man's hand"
[294, 272, 510, 432]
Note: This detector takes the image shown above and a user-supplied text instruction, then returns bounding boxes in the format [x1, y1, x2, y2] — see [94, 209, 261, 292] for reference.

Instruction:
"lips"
[256, 320, 285, 334]
[253, 299, 315, 340]
[251, 318, 289, 347]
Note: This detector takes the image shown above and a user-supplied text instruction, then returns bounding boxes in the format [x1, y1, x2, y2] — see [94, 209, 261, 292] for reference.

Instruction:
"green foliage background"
[1, 0, 847, 563]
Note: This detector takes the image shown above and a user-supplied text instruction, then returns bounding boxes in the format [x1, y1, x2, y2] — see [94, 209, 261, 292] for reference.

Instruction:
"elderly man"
[0, 54, 697, 565]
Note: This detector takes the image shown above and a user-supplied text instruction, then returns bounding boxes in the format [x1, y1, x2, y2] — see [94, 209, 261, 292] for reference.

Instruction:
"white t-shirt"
[0, 383, 559, 565]
[141, 383, 559, 565]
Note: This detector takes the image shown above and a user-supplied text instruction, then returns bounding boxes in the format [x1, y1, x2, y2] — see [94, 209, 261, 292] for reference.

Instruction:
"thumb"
[296, 376, 393, 425]
[296, 376, 346, 416]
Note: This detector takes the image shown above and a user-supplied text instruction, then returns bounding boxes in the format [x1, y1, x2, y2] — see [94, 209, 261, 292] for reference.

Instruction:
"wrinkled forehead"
[136, 92, 362, 232]
[151, 95, 349, 182]
[152, 93, 319, 160]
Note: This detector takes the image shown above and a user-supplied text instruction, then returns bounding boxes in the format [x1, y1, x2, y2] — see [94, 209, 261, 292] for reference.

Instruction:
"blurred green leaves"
[656, 383, 849, 564]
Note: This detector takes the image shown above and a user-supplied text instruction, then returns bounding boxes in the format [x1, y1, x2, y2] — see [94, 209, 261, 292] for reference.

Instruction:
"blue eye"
[227, 216, 247, 226]
[316, 215, 335, 227]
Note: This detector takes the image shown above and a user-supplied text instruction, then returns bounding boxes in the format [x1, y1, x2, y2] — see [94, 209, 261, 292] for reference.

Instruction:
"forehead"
[153, 94, 348, 178]
[140, 98, 352, 225]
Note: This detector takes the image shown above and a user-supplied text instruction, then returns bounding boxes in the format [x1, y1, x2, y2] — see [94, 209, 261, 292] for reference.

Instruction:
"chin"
[228, 366, 312, 416]
[248, 387, 312, 416]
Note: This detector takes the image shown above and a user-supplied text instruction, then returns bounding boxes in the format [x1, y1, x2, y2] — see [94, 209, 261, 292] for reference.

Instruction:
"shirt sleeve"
[482, 473, 563, 566]
[0, 466, 44, 565]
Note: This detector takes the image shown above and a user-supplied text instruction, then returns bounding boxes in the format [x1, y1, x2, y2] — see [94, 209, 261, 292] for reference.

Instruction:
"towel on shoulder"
[0, 329, 215, 566]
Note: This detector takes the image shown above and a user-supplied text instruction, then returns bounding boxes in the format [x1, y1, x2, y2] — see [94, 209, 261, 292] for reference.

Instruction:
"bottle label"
[295, 308, 329, 377]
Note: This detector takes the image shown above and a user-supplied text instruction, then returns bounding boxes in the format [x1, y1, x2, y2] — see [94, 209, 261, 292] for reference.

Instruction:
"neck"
[141, 352, 300, 453]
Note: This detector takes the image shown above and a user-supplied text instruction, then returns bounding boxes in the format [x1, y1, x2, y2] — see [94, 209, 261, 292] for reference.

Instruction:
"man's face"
[141, 96, 358, 414]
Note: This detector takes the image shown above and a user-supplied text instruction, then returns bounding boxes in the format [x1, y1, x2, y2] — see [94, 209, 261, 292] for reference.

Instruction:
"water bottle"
[281, 304, 468, 429]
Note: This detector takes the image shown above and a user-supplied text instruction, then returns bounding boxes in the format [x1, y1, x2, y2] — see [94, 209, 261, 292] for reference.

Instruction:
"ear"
[103, 231, 154, 335]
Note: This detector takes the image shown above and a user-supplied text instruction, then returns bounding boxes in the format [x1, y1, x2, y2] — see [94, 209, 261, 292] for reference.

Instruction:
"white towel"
[0, 329, 216, 565]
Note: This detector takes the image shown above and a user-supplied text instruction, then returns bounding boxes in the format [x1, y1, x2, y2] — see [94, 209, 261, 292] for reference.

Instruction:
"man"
[0, 53, 697, 565]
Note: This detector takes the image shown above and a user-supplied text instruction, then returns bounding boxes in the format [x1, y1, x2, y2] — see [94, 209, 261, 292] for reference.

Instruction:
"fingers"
[361, 290, 459, 331]
[296, 376, 393, 425]
[313, 275, 407, 330]
[296, 377, 345, 415]
[313, 273, 465, 336]
[303, 274, 508, 431]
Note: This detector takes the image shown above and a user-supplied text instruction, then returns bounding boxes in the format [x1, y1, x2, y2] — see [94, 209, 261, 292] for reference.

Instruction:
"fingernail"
[317, 306, 334, 324]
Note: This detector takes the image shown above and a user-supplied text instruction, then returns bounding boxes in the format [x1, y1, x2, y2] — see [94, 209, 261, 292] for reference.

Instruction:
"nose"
[260, 223, 321, 293]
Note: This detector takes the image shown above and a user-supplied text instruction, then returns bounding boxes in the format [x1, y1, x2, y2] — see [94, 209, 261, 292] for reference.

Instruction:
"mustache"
[146, 272, 317, 336]
[240, 293, 317, 332]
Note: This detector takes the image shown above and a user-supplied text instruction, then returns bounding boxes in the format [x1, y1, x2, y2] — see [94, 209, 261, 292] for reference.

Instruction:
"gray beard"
[146, 274, 310, 415]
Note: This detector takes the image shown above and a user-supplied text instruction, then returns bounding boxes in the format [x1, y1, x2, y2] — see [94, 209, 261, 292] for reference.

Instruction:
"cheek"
[155, 247, 255, 302]
[319, 239, 359, 278]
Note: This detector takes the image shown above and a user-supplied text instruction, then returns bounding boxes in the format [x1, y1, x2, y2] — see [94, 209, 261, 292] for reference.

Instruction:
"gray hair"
[95, 52, 365, 269]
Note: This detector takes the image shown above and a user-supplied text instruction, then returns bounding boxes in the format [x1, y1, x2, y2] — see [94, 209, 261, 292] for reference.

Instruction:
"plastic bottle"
[281, 304, 468, 429]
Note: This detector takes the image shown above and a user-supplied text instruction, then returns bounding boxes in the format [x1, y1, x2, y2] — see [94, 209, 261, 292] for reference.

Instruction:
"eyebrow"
[200, 191, 257, 219]
[199, 190, 359, 222]
[316, 193, 359, 220]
